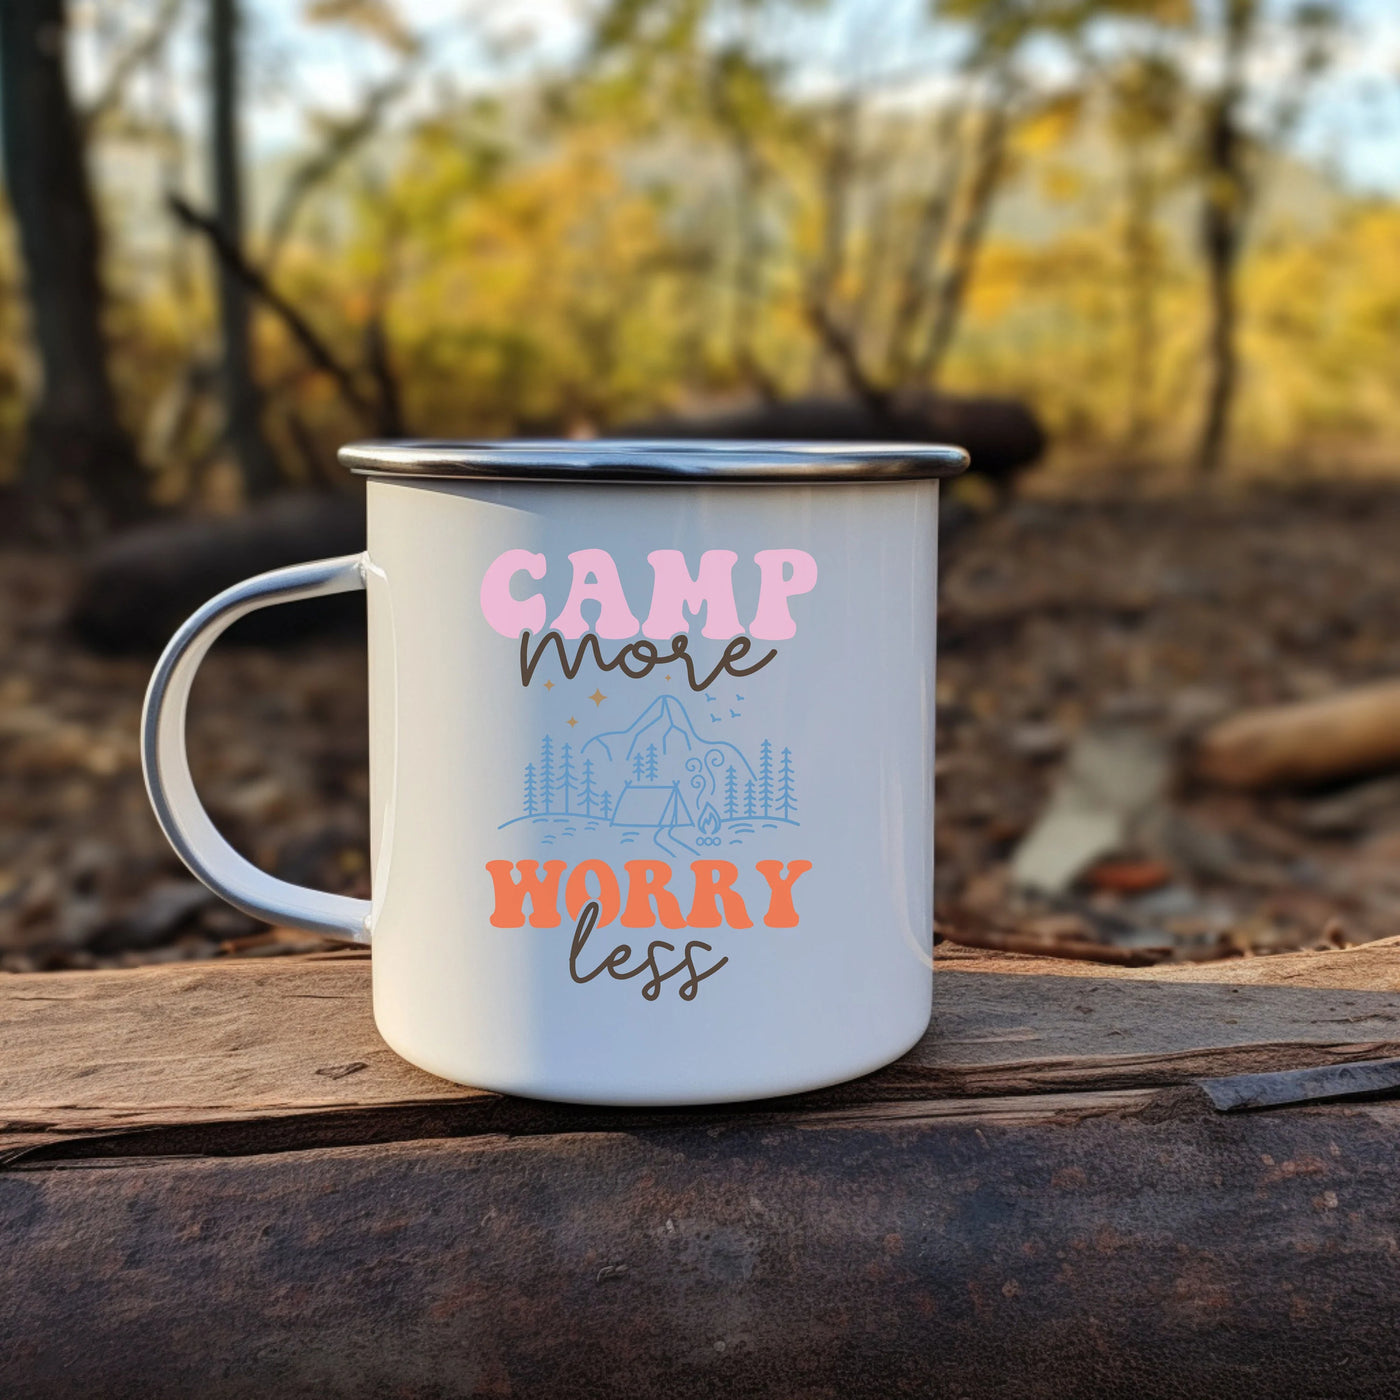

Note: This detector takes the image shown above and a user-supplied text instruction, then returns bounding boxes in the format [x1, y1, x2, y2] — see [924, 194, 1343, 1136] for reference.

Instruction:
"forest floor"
[6, 477, 1400, 970]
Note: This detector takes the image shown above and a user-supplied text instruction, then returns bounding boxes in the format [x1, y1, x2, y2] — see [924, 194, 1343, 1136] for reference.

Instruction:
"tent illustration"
[609, 781, 694, 829]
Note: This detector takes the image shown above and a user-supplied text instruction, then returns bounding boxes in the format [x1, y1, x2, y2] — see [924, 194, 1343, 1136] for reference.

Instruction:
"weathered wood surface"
[4, 942, 1400, 1397]
[6, 945, 1400, 1147]
[938, 932, 1400, 987]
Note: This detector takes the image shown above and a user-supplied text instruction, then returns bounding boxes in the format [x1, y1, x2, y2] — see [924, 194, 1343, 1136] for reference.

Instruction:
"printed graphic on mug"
[480, 545, 816, 1002]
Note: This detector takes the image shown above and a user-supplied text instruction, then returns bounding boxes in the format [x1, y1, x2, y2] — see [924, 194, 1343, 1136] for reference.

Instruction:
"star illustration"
[589, 688, 607, 707]
[543, 680, 554, 691]
[566, 715, 578, 728]
[664, 674, 671, 682]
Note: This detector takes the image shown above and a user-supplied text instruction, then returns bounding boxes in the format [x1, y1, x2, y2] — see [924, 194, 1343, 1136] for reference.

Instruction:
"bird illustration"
[729, 708, 741, 718]
[704, 691, 716, 702]
[734, 693, 745, 701]
[710, 714, 722, 723]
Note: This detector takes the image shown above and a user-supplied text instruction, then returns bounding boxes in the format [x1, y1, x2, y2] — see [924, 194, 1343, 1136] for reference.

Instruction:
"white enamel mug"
[142, 440, 968, 1105]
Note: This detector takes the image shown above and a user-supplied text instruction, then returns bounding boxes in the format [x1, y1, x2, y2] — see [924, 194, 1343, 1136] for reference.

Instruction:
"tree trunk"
[729, 136, 778, 404]
[885, 103, 962, 387]
[1195, 0, 1254, 478]
[913, 98, 1009, 390]
[1197, 193, 1238, 476]
[0, 0, 145, 535]
[209, 0, 281, 498]
[1123, 153, 1158, 451]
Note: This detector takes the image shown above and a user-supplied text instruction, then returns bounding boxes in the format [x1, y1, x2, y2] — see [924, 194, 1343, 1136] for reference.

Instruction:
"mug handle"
[140, 553, 373, 943]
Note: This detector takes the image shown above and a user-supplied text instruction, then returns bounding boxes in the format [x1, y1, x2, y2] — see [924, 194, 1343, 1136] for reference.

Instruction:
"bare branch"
[167, 191, 382, 429]
[81, 0, 184, 134]
[803, 96, 888, 409]
[707, 51, 782, 402]
[911, 93, 1011, 388]
[803, 297, 887, 413]
[362, 314, 405, 437]
[885, 102, 964, 386]
[728, 141, 779, 402]
[262, 70, 413, 273]
[808, 96, 859, 318]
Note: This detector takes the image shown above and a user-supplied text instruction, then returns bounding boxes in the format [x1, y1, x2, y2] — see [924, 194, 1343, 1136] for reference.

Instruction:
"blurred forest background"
[8, 0, 1400, 970]
[0, 0, 1392, 523]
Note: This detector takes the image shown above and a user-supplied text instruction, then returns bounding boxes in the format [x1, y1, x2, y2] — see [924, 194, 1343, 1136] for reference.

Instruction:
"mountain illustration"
[500, 695, 796, 837]
[583, 695, 755, 777]
[581, 695, 758, 828]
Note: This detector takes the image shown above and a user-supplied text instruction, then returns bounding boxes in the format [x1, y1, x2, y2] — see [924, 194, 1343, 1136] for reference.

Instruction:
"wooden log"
[4, 948, 1400, 1396]
[617, 391, 1046, 496]
[70, 491, 365, 654]
[4, 1097, 1400, 1397]
[936, 934, 1400, 989]
[1193, 679, 1400, 790]
[5, 952, 1400, 1145]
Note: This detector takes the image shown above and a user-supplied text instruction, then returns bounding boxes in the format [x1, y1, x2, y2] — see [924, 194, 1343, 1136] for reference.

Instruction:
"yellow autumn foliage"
[40, 85, 1400, 491]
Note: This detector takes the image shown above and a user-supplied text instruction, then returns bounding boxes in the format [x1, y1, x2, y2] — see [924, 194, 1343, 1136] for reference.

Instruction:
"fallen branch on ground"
[934, 918, 1172, 967]
[1194, 679, 1400, 790]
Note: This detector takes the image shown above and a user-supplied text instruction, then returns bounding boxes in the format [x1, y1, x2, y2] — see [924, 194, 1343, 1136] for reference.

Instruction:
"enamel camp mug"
[142, 439, 969, 1104]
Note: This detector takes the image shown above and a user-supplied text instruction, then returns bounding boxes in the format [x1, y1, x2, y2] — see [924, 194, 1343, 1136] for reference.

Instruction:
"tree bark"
[0, 0, 145, 534]
[8, 956, 1400, 1398]
[804, 98, 888, 409]
[1123, 152, 1159, 451]
[885, 103, 962, 387]
[209, 0, 282, 498]
[1195, 0, 1255, 477]
[913, 97, 1009, 389]
[729, 134, 778, 403]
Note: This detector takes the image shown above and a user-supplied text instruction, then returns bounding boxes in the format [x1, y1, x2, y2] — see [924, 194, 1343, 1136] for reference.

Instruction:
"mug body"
[362, 467, 944, 1104]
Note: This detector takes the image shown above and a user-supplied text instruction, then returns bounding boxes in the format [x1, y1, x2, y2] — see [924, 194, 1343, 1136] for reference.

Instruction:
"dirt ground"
[6, 479, 1400, 971]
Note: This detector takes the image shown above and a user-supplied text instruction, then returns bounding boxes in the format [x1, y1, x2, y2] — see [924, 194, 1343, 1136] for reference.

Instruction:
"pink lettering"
[749, 550, 819, 640]
[480, 550, 547, 638]
[643, 550, 743, 640]
[549, 549, 640, 641]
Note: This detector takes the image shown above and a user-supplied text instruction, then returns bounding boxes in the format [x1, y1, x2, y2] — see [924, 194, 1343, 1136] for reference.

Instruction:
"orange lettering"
[686, 860, 752, 929]
[754, 860, 812, 928]
[485, 859, 567, 928]
[620, 860, 687, 929]
[565, 859, 622, 927]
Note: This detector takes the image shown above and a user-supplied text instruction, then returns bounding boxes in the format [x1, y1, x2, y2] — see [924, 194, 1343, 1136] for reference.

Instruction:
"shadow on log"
[71, 492, 365, 655]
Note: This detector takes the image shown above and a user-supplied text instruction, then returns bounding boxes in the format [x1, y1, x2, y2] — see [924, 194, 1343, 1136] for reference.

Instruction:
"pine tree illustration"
[632, 751, 645, 782]
[559, 742, 575, 815]
[723, 765, 739, 820]
[540, 734, 554, 814]
[645, 743, 659, 781]
[600, 790, 612, 821]
[778, 746, 796, 821]
[743, 778, 756, 818]
[579, 757, 596, 817]
[523, 762, 537, 817]
[758, 739, 773, 817]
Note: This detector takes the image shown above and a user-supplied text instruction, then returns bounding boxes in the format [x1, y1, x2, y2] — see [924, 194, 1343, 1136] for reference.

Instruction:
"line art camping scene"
[499, 695, 798, 858]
